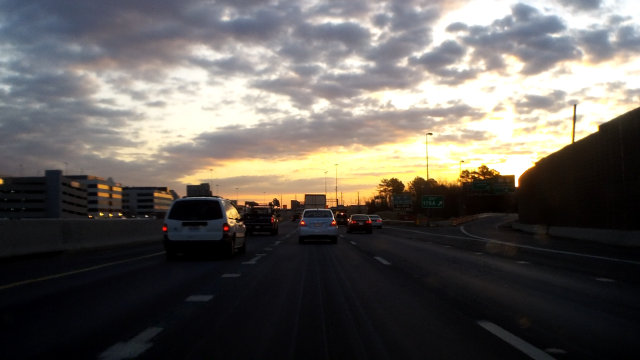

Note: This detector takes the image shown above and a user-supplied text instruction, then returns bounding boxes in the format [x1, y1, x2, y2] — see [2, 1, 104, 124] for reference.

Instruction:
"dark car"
[346, 214, 372, 234]
[335, 211, 348, 225]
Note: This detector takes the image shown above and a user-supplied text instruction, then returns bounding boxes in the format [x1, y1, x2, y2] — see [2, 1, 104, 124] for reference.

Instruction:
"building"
[186, 183, 212, 197]
[123, 187, 176, 218]
[0, 170, 87, 218]
[67, 175, 123, 218]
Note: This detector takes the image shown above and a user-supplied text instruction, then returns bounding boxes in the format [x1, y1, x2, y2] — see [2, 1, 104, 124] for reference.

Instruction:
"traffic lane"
[0, 231, 282, 360]
[142, 223, 527, 360]
[348, 227, 640, 358]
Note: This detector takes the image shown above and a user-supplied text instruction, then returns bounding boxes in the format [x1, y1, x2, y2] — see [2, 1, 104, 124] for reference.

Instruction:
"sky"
[1, 0, 639, 206]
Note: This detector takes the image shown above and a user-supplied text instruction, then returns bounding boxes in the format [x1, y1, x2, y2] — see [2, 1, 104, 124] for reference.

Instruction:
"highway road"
[1, 214, 639, 359]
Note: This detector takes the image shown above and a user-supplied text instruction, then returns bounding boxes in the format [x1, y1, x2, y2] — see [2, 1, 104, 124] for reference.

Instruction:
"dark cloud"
[457, 3, 581, 75]
[556, 0, 602, 11]
[577, 18, 640, 62]
[514, 90, 568, 114]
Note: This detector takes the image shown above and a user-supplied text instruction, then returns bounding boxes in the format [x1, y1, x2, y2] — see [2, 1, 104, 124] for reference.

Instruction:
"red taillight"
[331, 220, 337, 227]
[366, 219, 372, 224]
[300, 219, 306, 227]
[222, 223, 230, 232]
[271, 217, 275, 224]
[162, 224, 168, 233]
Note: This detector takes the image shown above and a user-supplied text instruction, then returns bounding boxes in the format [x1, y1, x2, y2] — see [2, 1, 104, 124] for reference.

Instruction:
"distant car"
[334, 211, 348, 225]
[298, 208, 338, 244]
[368, 214, 383, 229]
[162, 197, 246, 259]
[347, 214, 372, 234]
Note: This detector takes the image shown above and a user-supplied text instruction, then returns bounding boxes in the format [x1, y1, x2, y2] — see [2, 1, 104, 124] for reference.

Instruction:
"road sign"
[422, 195, 444, 208]
[393, 193, 412, 208]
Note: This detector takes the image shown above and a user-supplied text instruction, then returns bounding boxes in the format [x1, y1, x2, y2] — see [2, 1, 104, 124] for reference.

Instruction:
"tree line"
[367, 165, 506, 217]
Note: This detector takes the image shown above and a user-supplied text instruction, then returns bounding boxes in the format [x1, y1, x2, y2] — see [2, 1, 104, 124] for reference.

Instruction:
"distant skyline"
[1, 0, 639, 205]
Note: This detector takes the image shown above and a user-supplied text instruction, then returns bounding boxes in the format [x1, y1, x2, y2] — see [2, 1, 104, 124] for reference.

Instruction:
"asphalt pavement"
[1, 215, 639, 359]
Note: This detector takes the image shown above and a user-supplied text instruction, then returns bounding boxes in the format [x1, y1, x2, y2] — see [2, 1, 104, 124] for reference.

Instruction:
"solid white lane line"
[374, 256, 391, 265]
[477, 320, 554, 360]
[595, 277, 615, 282]
[99, 327, 163, 360]
[0, 251, 165, 291]
[460, 226, 640, 266]
[185, 295, 214, 302]
[350, 241, 357, 246]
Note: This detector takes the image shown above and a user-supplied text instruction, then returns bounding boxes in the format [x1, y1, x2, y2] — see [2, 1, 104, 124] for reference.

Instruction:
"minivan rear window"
[168, 200, 223, 220]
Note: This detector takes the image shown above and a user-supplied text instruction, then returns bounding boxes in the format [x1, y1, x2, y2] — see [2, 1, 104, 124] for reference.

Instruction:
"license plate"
[314, 223, 322, 227]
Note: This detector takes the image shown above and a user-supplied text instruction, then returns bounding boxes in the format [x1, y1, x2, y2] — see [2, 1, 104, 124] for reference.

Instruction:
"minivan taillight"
[222, 223, 231, 232]
[162, 224, 168, 233]
[331, 220, 337, 227]
[300, 219, 306, 227]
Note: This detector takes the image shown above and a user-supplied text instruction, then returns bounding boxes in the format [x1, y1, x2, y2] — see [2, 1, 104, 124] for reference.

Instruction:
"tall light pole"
[425, 132, 433, 180]
[324, 170, 328, 196]
[459, 160, 465, 181]
[335, 164, 339, 207]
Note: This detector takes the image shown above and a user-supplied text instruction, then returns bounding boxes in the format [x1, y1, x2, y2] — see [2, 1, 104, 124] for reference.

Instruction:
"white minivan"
[163, 197, 246, 259]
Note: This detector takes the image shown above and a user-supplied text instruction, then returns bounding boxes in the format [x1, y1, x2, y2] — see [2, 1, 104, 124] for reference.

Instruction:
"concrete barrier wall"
[0, 219, 164, 258]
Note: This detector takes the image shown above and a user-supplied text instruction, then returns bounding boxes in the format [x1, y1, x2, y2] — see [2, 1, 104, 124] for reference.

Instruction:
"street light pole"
[335, 164, 339, 207]
[425, 132, 433, 180]
[324, 170, 328, 196]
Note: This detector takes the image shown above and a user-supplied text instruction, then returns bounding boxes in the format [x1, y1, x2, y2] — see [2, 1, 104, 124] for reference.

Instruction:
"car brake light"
[366, 219, 372, 224]
[300, 219, 306, 226]
[162, 224, 168, 232]
[331, 220, 337, 227]
[222, 223, 230, 232]
[271, 217, 275, 224]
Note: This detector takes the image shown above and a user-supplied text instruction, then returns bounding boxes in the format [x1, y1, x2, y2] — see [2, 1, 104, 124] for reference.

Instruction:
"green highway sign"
[422, 195, 444, 208]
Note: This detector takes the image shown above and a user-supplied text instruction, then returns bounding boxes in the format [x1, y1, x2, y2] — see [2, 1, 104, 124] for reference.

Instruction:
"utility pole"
[572, 104, 577, 144]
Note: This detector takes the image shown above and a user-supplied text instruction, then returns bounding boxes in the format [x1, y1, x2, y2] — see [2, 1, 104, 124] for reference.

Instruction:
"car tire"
[298, 236, 305, 244]
[165, 251, 176, 261]
[331, 236, 337, 244]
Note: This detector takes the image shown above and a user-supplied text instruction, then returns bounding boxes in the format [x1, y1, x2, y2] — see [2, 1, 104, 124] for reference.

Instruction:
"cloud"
[514, 90, 569, 114]
[556, 0, 603, 11]
[456, 3, 581, 75]
[1, 0, 638, 196]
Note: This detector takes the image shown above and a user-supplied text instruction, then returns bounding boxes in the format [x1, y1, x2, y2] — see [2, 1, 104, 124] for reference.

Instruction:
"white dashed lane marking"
[185, 295, 214, 302]
[221, 273, 241, 278]
[99, 327, 163, 360]
[374, 256, 391, 265]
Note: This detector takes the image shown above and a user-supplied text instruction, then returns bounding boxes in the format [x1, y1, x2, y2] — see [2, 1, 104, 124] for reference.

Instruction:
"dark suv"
[244, 206, 279, 235]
